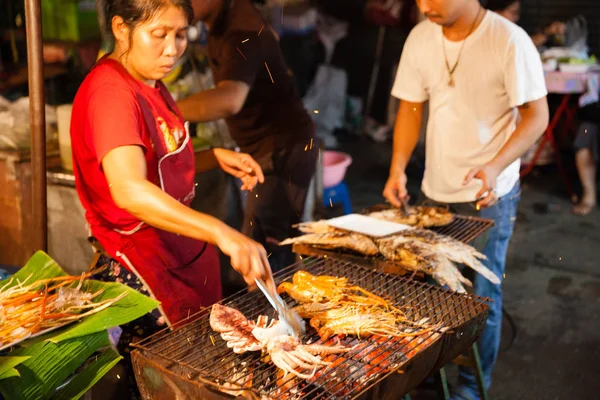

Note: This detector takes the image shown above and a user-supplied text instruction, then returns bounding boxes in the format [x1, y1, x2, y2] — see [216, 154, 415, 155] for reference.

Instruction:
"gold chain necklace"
[442, 6, 484, 87]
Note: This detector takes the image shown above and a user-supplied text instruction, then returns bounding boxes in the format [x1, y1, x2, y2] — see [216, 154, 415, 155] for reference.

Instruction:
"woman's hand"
[213, 148, 264, 191]
[215, 226, 276, 293]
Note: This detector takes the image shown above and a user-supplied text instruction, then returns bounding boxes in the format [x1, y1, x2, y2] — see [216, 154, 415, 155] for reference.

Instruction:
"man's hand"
[463, 163, 502, 209]
[383, 170, 409, 208]
[213, 148, 264, 191]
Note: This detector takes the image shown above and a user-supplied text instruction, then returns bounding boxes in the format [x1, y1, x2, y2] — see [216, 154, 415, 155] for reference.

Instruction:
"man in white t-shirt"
[383, 0, 548, 398]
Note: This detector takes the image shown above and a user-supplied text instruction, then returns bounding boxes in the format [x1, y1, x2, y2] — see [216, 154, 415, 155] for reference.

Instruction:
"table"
[520, 69, 600, 198]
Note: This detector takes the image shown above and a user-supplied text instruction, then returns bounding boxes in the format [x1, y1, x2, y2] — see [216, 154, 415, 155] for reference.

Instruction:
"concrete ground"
[335, 134, 600, 400]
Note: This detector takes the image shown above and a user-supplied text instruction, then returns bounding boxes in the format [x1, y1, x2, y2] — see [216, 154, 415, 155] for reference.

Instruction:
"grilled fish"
[368, 206, 455, 227]
[398, 229, 500, 285]
[376, 235, 472, 293]
[294, 220, 337, 234]
[280, 232, 379, 256]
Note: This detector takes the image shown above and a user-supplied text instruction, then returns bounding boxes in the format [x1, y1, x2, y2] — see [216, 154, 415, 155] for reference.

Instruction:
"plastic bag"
[0, 96, 58, 150]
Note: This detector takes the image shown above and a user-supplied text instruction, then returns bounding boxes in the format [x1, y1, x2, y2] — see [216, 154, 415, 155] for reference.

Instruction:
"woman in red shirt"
[70, 0, 274, 390]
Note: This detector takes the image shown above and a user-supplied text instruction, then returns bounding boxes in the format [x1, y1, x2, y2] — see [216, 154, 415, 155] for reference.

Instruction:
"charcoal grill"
[292, 211, 495, 276]
[131, 256, 490, 400]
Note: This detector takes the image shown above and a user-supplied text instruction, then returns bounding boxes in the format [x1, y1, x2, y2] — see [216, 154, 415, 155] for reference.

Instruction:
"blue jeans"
[420, 182, 521, 400]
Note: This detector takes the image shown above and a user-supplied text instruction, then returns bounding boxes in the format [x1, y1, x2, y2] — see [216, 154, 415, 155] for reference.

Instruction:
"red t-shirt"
[70, 58, 184, 254]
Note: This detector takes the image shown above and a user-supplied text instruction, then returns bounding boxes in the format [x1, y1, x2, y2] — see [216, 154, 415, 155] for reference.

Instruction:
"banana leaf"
[0, 331, 109, 400]
[0, 368, 20, 379]
[0, 251, 67, 291]
[0, 356, 30, 379]
[52, 347, 122, 400]
[0, 251, 161, 399]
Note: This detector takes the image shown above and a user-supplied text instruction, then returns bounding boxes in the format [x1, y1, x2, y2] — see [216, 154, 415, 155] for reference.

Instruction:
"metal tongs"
[398, 197, 413, 216]
[254, 278, 306, 338]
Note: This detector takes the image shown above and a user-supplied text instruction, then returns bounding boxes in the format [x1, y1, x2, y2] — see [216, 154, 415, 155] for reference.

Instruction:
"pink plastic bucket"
[322, 151, 352, 188]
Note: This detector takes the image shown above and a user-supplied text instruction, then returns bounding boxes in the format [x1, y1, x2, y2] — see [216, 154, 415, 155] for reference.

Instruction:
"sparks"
[258, 24, 265, 36]
[329, 198, 333, 207]
[264, 62, 274, 83]
[304, 144, 308, 151]
[310, 138, 313, 149]
[117, 374, 121, 379]
[236, 47, 247, 60]
[195, 183, 198, 186]
[267, 253, 272, 259]
[210, 335, 216, 346]
[250, 221, 253, 226]
[242, 38, 249, 43]
[256, 194, 258, 197]
[503, 273, 506, 278]
[313, 110, 319, 114]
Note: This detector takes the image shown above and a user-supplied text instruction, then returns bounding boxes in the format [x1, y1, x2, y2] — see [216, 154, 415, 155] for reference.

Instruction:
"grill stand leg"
[471, 343, 490, 400]
[440, 343, 489, 400]
[439, 367, 450, 399]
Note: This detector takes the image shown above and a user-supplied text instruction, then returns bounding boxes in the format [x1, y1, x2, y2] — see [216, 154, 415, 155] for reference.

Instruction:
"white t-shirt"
[391, 11, 547, 203]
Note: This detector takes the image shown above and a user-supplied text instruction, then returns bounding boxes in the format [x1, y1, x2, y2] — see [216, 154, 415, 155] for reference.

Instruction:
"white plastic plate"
[325, 214, 412, 238]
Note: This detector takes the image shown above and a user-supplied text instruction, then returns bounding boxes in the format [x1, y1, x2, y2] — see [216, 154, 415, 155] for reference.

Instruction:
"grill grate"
[132, 257, 489, 400]
[429, 214, 494, 244]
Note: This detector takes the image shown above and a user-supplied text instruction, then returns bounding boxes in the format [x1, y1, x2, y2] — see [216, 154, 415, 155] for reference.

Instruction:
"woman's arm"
[102, 145, 274, 289]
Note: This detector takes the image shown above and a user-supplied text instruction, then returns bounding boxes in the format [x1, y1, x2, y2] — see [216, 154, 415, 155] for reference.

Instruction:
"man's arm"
[177, 80, 250, 122]
[489, 97, 549, 172]
[463, 97, 548, 207]
[383, 100, 424, 206]
[390, 100, 424, 174]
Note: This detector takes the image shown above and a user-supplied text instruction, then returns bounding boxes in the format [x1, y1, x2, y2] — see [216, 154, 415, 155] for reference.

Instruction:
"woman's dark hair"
[484, 0, 519, 12]
[105, 0, 194, 32]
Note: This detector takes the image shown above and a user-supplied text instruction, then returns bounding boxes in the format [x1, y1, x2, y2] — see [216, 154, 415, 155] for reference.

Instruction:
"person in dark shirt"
[178, 0, 318, 272]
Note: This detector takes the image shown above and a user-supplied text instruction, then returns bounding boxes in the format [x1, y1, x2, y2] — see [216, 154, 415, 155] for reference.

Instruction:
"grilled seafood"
[376, 229, 499, 292]
[367, 206, 454, 227]
[308, 304, 433, 341]
[210, 304, 349, 378]
[279, 232, 379, 256]
[283, 217, 499, 292]
[0, 271, 127, 348]
[376, 235, 473, 292]
[278, 271, 434, 340]
[265, 334, 349, 379]
[277, 270, 389, 307]
[295, 220, 336, 234]
[399, 229, 499, 285]
[210, 304, 263, 353]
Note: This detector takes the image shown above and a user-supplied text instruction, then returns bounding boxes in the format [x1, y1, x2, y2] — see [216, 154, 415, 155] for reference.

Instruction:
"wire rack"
[132, 257, 490, 400]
